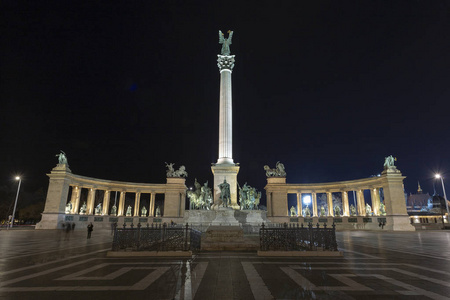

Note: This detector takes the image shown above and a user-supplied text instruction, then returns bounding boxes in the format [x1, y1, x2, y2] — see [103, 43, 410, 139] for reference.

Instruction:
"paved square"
[0, 229, 449, 299]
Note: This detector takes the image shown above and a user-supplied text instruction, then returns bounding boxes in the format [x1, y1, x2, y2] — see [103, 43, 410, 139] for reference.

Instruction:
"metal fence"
[112, 223, 202, 252]
[259, 223, 338, 251]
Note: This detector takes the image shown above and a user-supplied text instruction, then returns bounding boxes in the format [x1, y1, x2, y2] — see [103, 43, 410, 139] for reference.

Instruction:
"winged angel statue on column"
[219, 30, 233, 55]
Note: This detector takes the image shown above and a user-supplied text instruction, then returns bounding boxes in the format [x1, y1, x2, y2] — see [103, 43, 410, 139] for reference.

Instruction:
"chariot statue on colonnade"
[56, 150, 69, 166]
[165, 162, 188, 178]
[383, 155, 397, 169]
[264, 161, 287, 177]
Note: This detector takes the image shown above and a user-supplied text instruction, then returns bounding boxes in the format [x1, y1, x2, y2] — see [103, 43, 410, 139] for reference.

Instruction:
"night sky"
[2, 1, 450, 204]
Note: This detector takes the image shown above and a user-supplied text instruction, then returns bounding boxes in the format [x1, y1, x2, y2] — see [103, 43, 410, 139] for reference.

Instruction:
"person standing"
[87, 222, 93, 239]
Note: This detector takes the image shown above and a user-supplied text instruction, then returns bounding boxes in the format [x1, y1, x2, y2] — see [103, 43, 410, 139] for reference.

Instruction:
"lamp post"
[10, 176, 22, 229]
[435, 174, 450, 225]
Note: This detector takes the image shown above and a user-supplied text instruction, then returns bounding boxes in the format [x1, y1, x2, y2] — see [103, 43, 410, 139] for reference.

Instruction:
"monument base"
[202, 226, 259, 251]
[211, 208, 240, 226]
[211, 164, 240, 209]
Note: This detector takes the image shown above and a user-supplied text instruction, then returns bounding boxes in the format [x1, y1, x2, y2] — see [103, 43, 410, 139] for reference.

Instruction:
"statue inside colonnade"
[365, 203, 372, 216]
[95, 203, 102, 215]
[290, 206, 297, 216]
[303, 206, 311, 217]
[320, 205, 326, 217]
[79, 202, 87, 214]
[126, 205, 132, 216]
[334, 205, 341, 217]
[141, 206, 147, 217]
[65, 202, 72, 214]
[379, 202, 386, 216]
[350, 204, 356, 216]
[110, 205, 117, 216]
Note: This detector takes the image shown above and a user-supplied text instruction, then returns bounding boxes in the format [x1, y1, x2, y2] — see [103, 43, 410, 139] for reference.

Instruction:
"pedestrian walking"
[87, 222, 93, 239]
[71, 223, 75, 231]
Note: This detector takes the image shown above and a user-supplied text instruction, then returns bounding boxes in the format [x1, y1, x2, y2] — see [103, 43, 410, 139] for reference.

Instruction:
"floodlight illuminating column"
[436, 174, 450, 222]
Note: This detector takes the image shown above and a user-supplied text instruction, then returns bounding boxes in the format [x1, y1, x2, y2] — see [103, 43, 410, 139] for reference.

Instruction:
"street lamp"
[435, 174, 450, 225]
[10, 176, 22, 229]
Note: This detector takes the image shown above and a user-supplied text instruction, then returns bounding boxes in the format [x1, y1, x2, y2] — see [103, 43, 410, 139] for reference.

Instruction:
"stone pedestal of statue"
[211, 164, 240, 209]
[210, 207, 240, 226]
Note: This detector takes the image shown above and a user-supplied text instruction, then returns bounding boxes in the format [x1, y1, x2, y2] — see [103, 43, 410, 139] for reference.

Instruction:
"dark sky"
[2, 1, 450, 201]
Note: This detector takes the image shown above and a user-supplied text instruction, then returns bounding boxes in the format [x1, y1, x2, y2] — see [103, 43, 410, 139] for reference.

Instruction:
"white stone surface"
[211, 208, 240, 226]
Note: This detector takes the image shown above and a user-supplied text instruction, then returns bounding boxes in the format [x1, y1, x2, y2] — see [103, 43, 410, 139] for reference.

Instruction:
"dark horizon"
[2, 1, 450, 204]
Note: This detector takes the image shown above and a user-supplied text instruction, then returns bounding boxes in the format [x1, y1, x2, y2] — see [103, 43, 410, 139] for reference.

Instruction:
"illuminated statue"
[110, 205, 117, 216]
[304, 206, 311, 217]
[383, 155, 396, 169]
[80, 202, 87, 214]
[219, 30, 233, 55]
[141, 206, 147, 217]
[379, 202, 386, 216]
[56, 150, 68, 165]
[218, 179, 231, 208]
[350, 204, 357, 216]
[290, 206, 297, 216]
[95, 203, 102, 215]
[155, 206, 161, 217]
[334, 205, 341, 217]
[65, 202, 72, 214]
[126, 205, 132, 216]
[165, 162, 188, 178]
[365, 203, 372, 216]
[264, 161, 287, 177]
[320, 205, 326, 217]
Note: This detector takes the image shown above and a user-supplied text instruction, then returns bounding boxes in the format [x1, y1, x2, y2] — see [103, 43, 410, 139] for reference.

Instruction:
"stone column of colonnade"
[70, 186, 81, 214]
[326, 192, 334, 217]
[356, 189, 365, 215]
[86, 188, 96, 215]
[342, 191, 349, 216]
[297, 192, 301, 216]
[312, 192, 318, 217]
[371, 188, 381, 216]
[118, 191, 126, 216]
[149, 193, 156, 217]
[134, 192, 141, 217]
[102, 190, 110, 215]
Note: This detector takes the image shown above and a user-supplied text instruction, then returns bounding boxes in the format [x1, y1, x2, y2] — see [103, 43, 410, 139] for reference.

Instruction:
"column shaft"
[118, 192, 126, 216]
[371, 188, 380, 216]
[70, 186, 80, 214]
[312, 192, 318, 217]
[357, 190, 365, 216]
[150, 193, 155, 217]
[134, 192, 141, 216]
[327, 192, 334, 217]
[102, 190, 110, 215]
[342, 191, 349, 216]
[87, 189, 96, 215]
[297, 192, 301, 216]
[217, 69, 233, 164]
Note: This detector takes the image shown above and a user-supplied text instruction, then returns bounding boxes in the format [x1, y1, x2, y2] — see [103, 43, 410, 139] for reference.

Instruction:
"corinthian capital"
[217, 55, 235, 72]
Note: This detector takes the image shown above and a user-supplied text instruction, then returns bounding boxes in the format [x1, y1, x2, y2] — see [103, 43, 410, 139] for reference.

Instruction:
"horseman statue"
[239, 182, 261, 210]
[187, 179, 212, 210]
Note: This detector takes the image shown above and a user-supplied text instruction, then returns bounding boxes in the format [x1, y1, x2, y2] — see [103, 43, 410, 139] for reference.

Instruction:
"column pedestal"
[211, 164, 240, 209]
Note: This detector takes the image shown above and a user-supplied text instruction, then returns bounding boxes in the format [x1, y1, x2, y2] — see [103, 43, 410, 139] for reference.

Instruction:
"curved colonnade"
[36, 164, 186, 229]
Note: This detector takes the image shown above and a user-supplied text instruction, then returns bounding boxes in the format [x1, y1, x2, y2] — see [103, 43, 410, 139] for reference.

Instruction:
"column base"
[211, 164, 240, 209]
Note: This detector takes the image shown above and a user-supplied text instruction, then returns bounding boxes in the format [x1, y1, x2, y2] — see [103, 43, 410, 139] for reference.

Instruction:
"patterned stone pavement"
[0, 228, 449, 299]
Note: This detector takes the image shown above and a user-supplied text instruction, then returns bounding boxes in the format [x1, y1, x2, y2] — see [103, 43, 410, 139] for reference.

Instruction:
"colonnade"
[265, 167, 414, 231]
[36, 164, 187, 229]
[68, 186, 158, 217]
[292, 188, 382, 217]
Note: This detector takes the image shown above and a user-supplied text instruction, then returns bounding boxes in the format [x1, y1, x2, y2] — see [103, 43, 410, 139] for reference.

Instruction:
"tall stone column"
[342, 191, 349, 217]
[312, 192, 318, 217]
[326, 192, 334, 217]
[134, 192, 141, 217]
[102, 190, 110, 215]
[118, 191, 126, 216]
[212, 52, 240, 208]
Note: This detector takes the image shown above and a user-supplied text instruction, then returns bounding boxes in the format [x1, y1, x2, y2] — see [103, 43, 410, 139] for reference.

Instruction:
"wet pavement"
[0, 228, 449, 299]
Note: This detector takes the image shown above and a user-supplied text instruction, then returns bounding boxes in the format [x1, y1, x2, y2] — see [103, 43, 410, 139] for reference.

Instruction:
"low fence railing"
[112, 223, 201, 252]
[259, 223, 338, 251]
